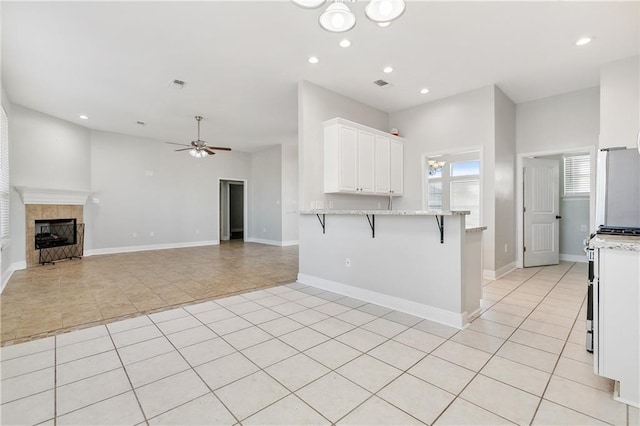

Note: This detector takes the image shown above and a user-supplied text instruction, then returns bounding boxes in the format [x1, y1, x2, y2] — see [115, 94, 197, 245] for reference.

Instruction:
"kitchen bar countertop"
[465, 226, 487, 233]
[590, 234, 640, 251]
[299, 209, 470, 216]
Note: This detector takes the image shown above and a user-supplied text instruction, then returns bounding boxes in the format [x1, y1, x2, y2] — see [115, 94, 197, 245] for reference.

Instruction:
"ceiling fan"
[165, 115, 231, 158]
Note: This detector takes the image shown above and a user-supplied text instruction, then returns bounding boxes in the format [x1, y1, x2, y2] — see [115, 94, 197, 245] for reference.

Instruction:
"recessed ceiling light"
[420, 88, 430, 94]
[339, 39, 351, 48]
[79, 115, 88, 120]
[378, 22, 391, 28]
[383, 66, 394, 74]
[575, 36, 593, 46]
[308, 56, 319, 64]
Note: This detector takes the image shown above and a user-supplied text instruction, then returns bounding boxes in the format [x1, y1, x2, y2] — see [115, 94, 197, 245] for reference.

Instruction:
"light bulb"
[365, 0, 405, 23]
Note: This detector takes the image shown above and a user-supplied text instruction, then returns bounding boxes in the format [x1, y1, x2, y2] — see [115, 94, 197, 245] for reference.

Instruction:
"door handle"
[556, 215, 562, 219]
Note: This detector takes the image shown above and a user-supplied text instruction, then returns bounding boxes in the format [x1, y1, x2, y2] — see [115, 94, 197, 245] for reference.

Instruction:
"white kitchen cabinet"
[358, 130, 375, 193]
[324, 118, 403, 196]
[390, 139, 404, 196]
[592, 238, 640, 407]
[374, 135, 390, 194]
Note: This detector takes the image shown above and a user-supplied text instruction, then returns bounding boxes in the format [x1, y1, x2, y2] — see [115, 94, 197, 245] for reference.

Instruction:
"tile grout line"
[427, 264, 578, 425]
[105, 323, 150, 426]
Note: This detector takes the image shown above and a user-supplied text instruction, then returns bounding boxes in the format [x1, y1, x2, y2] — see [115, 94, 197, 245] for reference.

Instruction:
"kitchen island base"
[298, 210, 484, 329]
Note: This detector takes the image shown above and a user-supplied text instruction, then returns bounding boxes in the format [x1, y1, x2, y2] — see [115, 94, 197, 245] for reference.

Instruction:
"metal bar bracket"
[366, 214, 375, 238]
[316, 214, 326, 234]
[435, 215, 444, 244]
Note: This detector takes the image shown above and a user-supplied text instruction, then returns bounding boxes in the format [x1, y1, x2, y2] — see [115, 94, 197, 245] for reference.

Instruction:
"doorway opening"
[517, 147, 596, 268]
[219, 179, 247, 242]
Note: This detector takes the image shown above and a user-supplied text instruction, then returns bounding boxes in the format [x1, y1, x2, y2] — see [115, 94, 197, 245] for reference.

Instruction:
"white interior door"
[524, 158, 560, 267]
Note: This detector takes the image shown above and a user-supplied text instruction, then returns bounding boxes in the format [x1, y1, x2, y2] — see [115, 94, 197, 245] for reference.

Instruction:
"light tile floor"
[2, 262, 639, 425]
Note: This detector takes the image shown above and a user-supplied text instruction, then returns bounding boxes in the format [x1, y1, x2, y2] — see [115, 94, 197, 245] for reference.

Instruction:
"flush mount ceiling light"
[308, 56, 320, 64]
[420, 88, 430, 94]
[79, 115, 88, 120]
[339, 39, 351, 48]
[293, 0, 405, 33]
[383, 66, 394, 73]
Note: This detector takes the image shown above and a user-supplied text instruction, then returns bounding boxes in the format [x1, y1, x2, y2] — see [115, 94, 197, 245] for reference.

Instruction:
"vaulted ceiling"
[2, 1, 638, 151]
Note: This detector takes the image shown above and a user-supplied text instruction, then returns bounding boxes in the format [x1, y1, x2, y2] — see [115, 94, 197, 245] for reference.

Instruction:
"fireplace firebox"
[34, 218, 84, 264]
[35, 218, 77, 249]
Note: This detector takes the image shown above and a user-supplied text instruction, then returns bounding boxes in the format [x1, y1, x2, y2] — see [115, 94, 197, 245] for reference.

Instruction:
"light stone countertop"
[299, 209, 470, 216]
[465, 226, 487, 233]
[589, 235, 640, 251]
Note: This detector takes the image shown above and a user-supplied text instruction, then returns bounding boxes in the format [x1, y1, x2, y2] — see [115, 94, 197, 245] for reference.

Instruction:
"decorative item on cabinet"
[324, 117, 403, 196]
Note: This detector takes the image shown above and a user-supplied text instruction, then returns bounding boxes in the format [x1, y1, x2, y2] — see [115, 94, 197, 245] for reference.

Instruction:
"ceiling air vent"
[170, 79, 186, 89]
[373, 79, 389, 87]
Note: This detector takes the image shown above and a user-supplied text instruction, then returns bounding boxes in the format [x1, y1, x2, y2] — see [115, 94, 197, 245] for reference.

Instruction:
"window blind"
[1, 107, 9, 239]
[564, 154, 590, 196]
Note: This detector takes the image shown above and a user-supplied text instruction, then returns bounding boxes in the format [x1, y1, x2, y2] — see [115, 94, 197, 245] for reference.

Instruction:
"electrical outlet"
[580, 224, 587, 232]
[345, 258, 351, 267]
[132, 232, 137, 238]
[504, 243, 508, 253]
[150, 231, 154, 237]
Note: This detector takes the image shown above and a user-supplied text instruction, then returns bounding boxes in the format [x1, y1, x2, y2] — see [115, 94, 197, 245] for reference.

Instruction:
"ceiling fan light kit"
[165, 115, 231, 159]
[294, 0, 405, 32]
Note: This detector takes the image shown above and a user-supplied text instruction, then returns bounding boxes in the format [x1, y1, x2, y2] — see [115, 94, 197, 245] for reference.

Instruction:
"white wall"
[281, 143, 299, 244]
[516, 87, 600, 153]
[249, 145, 283, 243]
[600, 55, 639, 149]
[389, 86, 504, 274]
[89, 129, 251, 251]
[298, 81, 389, 211]
[7, 104, 92, 270]
[515, 87, 599, 265]
[493, 87, 516, 271]
[10, 104, 91, 190]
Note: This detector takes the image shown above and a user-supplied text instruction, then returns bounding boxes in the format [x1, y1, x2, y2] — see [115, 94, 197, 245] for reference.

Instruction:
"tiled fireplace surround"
[25, 204, 84, 268]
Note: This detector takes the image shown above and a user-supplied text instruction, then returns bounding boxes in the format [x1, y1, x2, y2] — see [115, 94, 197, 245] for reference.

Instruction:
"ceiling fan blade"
[165, 141, 190, 147]
[174, 148, 192, 152]
[203, 148, 217, 156]
[207, 146, 232, 151]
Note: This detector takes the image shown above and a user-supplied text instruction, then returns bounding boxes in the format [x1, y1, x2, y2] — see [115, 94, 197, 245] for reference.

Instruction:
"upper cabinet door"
[390, 139, 404, 195]
[324, 118, 404, 196]
[358, 130, 375, 193]
[375, 135, 391, 194]
[338, 125, 358, 192]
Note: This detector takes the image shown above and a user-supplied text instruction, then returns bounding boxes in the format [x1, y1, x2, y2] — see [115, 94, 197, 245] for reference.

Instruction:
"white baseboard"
[297, 273, 466, 329]
[246, 238, 299, 247]
[85, 240, 219, 256]
[560, 254, 587, 263]
[483, 261, 517, 281]
[1, 261, 27, 294]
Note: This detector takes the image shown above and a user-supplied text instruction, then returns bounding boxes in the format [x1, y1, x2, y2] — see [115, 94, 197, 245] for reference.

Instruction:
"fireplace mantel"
[15, 187, 92, 205]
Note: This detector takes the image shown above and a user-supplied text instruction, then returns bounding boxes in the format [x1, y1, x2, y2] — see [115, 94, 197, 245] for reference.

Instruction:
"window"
[425, 153, 481, 228]
[0, 107, 8, 240]
[564, 154, 590, 196]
